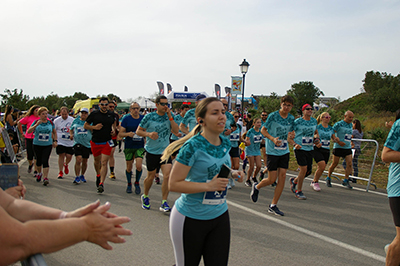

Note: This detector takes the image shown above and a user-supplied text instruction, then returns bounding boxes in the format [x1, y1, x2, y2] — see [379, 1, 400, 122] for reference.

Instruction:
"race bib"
[254, 135, 263, 143]
[202, 180, 227, 205]
[321, 139, 330, 148]
[107, 140, 115, 147]
[344, 134, 352, 142]
[61, 133, 69, 139]
[77, 127, 87, 135]
[132, 133, 143, 141]
[302, 137, 313, 145]
[274, 139, 288, 150]
[38, 133, 50, 142]
[230, 133, 240, 142]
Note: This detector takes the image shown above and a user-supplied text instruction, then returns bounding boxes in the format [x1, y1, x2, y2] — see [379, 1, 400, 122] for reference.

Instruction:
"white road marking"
[227, 200, 386, 263]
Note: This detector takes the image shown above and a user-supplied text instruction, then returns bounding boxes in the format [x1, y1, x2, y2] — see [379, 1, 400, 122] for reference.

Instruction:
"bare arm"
[0, 190, 132, 265]
[118, 126, 134, 139]
[382, 146, 400, 163]
[179, 122, 189, 135]
[169, 161, 228, 193]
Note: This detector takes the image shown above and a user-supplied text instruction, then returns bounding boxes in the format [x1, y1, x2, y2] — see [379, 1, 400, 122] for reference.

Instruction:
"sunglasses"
[324, 116, 331, 119]
[109, 106, 115, 108]
[223, 104, 228, 106]
[304, 108, 313, 111]
[131, 107, 139, 110]
[158, 102, 168, 106]
[100, 103, 108, 106]
[261, 114, 267, 116]
[234, 116, 239, 118]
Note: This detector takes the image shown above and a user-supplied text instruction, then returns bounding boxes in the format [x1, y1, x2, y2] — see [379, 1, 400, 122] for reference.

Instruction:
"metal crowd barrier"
[20, 254, 47, 266]
[323, 138, 379, 192]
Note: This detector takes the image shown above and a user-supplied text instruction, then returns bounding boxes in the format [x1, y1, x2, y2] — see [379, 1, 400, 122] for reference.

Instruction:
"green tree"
[286, 81, 324, 112]
[107, 93, 122, 103]
[0, 88, 30, 111]
[362, 71, 400, 112]
[73, 92, 89, 100]
[257, 92, 281, 115]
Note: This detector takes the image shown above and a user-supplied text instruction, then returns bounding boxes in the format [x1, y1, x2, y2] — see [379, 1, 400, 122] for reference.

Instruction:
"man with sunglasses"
[84, 97, 117, 193]
[119, 102, 145, 194]
[136, 95, 179, 212]
[289, 104, 320, 200]
[326, 110, 355, 189]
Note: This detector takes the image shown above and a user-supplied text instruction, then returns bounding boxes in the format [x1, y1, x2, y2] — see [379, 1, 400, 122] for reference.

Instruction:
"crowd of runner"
[2, 94, 399, 266]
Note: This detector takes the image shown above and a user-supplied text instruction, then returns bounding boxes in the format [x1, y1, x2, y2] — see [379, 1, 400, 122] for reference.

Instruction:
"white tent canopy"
[136, 98, 156, 109]
[166, 91, 210, 102]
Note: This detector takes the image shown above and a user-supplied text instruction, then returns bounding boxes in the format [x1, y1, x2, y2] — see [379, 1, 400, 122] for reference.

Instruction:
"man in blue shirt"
[136, 96, 179, 212]
[326, 110, 354, 189]
[119, 102, 145, 194]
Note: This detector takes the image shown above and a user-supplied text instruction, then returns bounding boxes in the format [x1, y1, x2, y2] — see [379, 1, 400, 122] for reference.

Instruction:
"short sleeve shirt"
[70, 118, 92, 148]
[317, 124, 335, 150]
[293, 117, 318, 152]
[19, 115, 39, 139]
[333, 120, 353, 149]
[384, 119, 400, 197]
[220, 112, 236, 140]
[54, 116, 75, 147]
[139, 112, 172, 155]
[175, 133, 231, 220]
[171, 114, 185, 141]
[121, 114, 145, 149]
[262, 110, 294, 156]
[32, 120, 54, 146]
[245, 128, 263, 156]
[181, 108, 197, 133]
[86, 110, 116, 143]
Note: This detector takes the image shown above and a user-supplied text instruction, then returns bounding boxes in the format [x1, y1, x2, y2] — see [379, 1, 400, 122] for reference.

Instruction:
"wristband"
[169, 117, 174, 121]
[59, 211, 67, 219]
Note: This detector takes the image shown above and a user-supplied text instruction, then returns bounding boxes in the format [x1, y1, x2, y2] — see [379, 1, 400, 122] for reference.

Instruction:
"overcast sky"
[1, 0, 399, 102]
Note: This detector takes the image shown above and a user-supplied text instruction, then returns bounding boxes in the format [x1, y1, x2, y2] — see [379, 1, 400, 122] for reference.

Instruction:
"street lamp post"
[240, 59, 250, 118]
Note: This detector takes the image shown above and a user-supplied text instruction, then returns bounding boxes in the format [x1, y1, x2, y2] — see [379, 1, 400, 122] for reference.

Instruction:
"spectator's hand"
[83, 202, 132, 250]
[66, 200, 101, 218]
[5, 179, 26, 199]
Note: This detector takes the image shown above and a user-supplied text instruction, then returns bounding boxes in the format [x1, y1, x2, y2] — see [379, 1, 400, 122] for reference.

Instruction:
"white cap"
[81, 108, 89, 113]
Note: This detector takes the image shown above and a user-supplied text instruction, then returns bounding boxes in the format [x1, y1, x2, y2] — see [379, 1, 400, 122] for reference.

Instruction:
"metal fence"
[323, 138, 379, 192]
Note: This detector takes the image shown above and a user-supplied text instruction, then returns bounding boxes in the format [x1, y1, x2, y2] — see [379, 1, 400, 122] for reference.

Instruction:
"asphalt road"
[18, 150, 393, 266]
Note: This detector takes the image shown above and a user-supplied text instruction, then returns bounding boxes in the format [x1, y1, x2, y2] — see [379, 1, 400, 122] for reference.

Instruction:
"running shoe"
[290, 177, 297, 193]
[28, 164, 33, 173]
[126, 184, 132, 194]
[64, 164, 69, 175]
[97, 183, 104, 193]
[109, 172, 116, 179]
[57, 171, 63, 179]
[326, 177, 332, 187]
[271, 181, 277, 187]
[250, 182, 259, 202]
[134, 181, 141, 195]
[43, 177, 49, 186]
[141, 195, 150, 210]
[80, 175, 87, 183]
[96, 176, 100, 187]
[245, 180, 252, 187]
[252, 177, 258, 184]
[36, 173, 42, 182]
[342, 179, 353, 189]
[310, 181, 321, 192]
[159, 201, 171, 212]
[73, 176, 81, 184]
[268, 205, 284, 216]
[295, 191, 307, 200]
[33, 171, 38, 178]
[154, 176, 161, 184]
[259, 171, 265, 182]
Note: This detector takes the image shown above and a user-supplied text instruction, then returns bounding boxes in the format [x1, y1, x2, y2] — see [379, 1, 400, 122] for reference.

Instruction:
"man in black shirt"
[84, 97, 117, 193]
